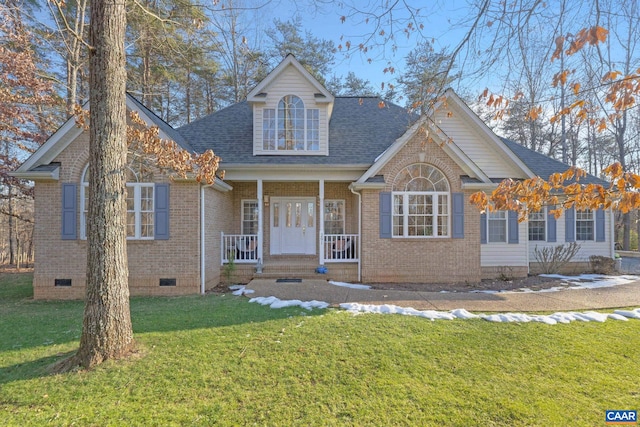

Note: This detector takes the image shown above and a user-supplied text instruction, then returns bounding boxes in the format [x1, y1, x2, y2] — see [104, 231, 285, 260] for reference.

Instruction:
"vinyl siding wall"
[434, 103, 527, 179]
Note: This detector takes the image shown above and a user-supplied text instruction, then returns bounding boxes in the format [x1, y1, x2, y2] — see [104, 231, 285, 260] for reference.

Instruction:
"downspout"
[200, 185, 206, 295]
[610, 207, 615, 258]
[350, 185, 362, 282]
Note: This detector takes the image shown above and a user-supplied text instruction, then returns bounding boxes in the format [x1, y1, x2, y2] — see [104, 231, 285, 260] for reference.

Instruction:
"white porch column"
[257, 179, 263, 263]
[319, 179, 325, 265]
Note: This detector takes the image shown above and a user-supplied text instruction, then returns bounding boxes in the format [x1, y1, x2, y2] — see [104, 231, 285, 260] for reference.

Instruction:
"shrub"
[589, 255, 616, 274]
[533, 242, 581, 274]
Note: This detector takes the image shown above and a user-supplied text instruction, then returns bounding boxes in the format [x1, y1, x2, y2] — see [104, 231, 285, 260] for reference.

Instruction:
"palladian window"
[263, 95, 319, 151]
[391, 164, 450, 237]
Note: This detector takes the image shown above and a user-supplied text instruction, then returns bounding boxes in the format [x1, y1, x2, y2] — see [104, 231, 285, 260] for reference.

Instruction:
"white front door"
[270, 198, 316, 255]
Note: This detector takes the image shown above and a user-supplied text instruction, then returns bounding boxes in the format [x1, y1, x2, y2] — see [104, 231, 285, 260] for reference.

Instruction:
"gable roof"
[177, 97, 417, 166]
[12, 93, 192, 179]
[247, 54, 334, 104]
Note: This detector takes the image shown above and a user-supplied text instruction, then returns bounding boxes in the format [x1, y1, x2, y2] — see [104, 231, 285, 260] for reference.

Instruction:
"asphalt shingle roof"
[501, 138, 608, 185]
[177, 97, 417, 166]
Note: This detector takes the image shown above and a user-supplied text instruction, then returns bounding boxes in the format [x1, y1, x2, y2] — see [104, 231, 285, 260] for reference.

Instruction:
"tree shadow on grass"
[0, 293, 327, 384]
[0, 350, 77, 385]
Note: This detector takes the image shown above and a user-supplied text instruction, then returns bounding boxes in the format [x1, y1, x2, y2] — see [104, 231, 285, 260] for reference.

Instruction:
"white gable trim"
[443, 89, 535, 178]
[247, 54, 334, 104]
[13, 94, 180, 177]
[13, 113, 83, 175]
[357, 115, 491, 185]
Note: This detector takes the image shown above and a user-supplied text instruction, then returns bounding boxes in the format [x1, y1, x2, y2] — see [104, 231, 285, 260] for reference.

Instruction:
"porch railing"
[221, 233, 259, 264]
[323, 234, 359, 263]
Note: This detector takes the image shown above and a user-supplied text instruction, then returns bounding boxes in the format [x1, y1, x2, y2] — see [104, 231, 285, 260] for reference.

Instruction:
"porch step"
[255, 263, 325, 280]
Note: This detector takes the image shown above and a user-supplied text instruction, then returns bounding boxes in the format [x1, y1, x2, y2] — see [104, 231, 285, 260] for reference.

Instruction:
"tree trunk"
[65, 0, 133, 370]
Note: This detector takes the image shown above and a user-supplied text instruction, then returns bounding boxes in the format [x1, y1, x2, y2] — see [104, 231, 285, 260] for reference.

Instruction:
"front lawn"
[1, 273, 638, 426]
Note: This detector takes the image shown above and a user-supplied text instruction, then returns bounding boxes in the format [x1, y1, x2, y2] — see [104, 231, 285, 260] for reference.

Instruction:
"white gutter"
[349, 184, 362, 282]
[200, 185, 206, 295]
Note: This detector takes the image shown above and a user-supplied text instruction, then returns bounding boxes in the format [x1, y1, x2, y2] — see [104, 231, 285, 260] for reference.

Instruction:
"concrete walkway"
[245, 278, 640, 312]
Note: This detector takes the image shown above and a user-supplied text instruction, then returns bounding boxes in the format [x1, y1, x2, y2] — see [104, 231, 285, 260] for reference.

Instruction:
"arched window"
[263, 95, 319, 151]
[391, 164, 450, 237]
[81, 163, 155, 239]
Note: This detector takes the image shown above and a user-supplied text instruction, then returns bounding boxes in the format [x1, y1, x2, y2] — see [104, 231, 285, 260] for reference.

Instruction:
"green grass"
[1, 273, 639, 426]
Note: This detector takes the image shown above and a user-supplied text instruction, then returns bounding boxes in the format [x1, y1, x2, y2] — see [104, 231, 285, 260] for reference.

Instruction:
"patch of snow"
[249, 296, 329, 310]
[231, 286, 255, 296]
[328, 280, 372, 290]
[338, 302, 640, 325]
[539, 274, 639, 290]
[613, 308, 640, 319]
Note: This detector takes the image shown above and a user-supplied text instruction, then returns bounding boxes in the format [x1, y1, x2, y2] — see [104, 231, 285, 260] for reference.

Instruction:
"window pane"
[273, 203, 279, 228]
[324, 200, 344, 234]
[295, 202, 302, 227]
[263, 109, 276, 150]
[307, 202, 314, 227]
[576, 209, 594, 240]
[286, 203, 292, 228]
[242, 201, 258, 234]
[528, 210, 545, 241]
[278, 95, 305, 151]
[307, 109, 319, 150]
[488, 210, 507, 243]
[140, 212, 154, 237]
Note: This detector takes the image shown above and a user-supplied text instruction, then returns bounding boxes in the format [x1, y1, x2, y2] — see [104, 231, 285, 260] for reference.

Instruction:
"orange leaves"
[552, 70, 571, 87]
[603, 71, 622, 82]
[552, 26, 609, 60]
[527, 106, 542, 121]
[572, 83, 581, 95]
[470, 162, 640, 220]
[126, 111, 221, 185]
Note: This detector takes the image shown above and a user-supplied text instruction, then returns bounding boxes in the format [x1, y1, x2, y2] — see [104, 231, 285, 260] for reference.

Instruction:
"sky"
[239, 274, 640, 324]
[272, 0, 473, 93]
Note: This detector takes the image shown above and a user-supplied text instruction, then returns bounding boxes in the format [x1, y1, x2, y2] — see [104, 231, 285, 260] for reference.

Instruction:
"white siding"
[527, 210, 613, 263]
[252, 65, 329, 156]
[481, 217, 529, 267]
[434, 105, 527, 179]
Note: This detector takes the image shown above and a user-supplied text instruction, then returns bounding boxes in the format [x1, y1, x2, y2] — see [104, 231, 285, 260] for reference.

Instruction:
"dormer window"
[263, 95, 319, 151]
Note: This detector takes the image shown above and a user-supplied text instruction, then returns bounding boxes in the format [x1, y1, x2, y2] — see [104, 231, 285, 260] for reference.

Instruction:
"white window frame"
[241, 200, 259, 235]
[576, 209, 595, 241]
[392, 192, 450, 238]
[324, 200, 345, 235]
[81, 165, 155, 240]
[262, 95, 320, 153]
[487, 210, 507, 243]
[528, 209, 546, 241]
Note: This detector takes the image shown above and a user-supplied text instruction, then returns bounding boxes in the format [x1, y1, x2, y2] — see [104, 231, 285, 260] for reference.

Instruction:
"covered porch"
[218, 178, 361, 283]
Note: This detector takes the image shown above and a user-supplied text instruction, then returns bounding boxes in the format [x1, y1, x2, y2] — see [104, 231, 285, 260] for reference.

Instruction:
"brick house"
[14, 55, 614, 299]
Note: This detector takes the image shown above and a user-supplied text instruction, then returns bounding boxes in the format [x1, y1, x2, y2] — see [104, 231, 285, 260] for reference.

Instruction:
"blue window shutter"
[508, 210, 519, 244]
[565, 207, 575, 242]
[379, 192, 392, 239]
[546, 206, 557, 242]
[452, 193, 464, 238]
[61, 183, 77, 240]
[480, 213, 487, 244]
[155, 183, 170, 240]
[595, 208, 605, 242]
